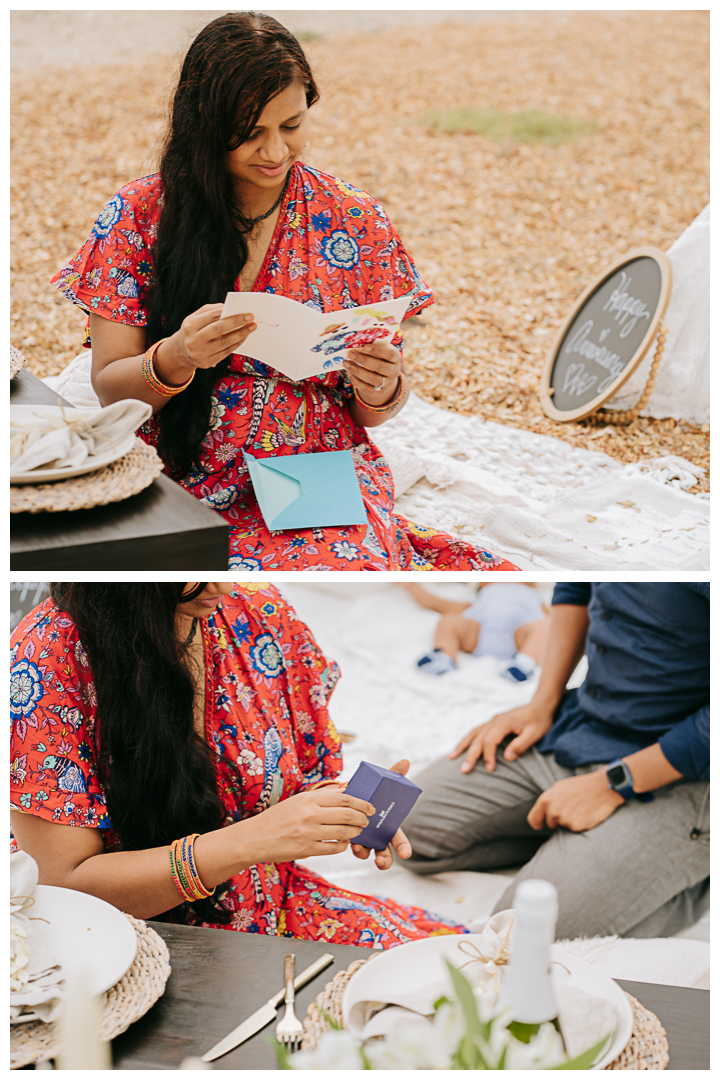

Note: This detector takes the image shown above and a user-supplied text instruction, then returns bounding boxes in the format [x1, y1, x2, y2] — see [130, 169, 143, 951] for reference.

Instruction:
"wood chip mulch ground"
[11, 10, 709, 490]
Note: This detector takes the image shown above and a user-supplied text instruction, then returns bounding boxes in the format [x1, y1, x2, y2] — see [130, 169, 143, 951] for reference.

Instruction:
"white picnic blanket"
[43, 351, 100, 410]
[373, 395, 709, 570]
[43, 354, 709, 570]
[283, 582, 709, 989]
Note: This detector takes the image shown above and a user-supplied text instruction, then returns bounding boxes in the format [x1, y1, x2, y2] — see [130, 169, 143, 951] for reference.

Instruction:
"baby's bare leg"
[515, 616, 550, 663]
[401, 583, 471, 616]
[435, 614, 480, 662]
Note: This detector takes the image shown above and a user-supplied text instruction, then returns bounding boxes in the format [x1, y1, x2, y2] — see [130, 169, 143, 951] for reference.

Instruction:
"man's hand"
[450, 703, 554, 773]
[527, 769, 625, 833]
[351, 759, 413, 870]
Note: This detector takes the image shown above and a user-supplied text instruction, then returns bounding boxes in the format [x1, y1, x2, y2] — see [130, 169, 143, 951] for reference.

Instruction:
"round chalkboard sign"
[540, 247, 671, 422]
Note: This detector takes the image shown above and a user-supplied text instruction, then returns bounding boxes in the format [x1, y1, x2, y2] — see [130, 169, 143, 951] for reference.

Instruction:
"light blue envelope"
[243, 449, 368, 531]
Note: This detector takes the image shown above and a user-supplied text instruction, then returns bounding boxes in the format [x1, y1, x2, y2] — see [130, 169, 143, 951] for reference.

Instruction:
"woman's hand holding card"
[344, 340, 403, 407]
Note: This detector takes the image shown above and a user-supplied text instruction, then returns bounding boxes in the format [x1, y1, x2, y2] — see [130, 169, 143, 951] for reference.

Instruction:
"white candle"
[55, 965, 112, 1070]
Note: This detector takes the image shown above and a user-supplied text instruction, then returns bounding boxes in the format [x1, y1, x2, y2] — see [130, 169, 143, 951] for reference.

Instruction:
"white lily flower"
[433, 998, 466, 1054]
[505, 1021, 567, 1069]
[364, 1018, 453, 1070]
[291, 1030, 365, 1070]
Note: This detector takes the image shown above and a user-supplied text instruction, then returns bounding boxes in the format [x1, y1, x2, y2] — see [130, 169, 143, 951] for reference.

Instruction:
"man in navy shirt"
[404, 583, 709, 938]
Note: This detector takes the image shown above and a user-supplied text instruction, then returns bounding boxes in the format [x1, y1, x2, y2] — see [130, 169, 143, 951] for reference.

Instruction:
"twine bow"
[457, 918, 513, 995]
[10, 893, 35, 915]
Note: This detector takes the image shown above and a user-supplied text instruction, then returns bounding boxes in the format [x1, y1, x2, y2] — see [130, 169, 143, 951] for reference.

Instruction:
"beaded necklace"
[183, 617, 199, 648]
[237, 168, 291, 227]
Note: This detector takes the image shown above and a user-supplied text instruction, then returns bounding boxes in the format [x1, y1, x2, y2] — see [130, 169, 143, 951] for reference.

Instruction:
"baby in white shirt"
[404, 582, 549, 681]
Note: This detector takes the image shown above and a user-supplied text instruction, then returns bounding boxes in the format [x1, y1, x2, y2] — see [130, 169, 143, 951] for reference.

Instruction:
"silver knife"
[201, 952, 334, 1062]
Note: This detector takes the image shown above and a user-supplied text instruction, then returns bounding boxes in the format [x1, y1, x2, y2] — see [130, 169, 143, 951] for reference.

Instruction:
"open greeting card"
[221, 291, 415, 381]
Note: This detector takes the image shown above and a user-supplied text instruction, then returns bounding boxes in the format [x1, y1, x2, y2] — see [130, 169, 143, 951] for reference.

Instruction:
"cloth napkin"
[10, 850, 63, 1024]
[10, 399, 152, 475]
[348, 911, 514, 1038]
[349, 909, 617, 1057]
[554, 982, 618, 1059]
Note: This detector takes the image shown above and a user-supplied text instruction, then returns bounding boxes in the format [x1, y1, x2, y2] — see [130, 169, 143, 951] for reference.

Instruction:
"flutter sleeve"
[383, 216, 434, 321]
[10, 600, 111, 829]
[50, 174, 162, 342]
[354, 198, 433, 366]
[309, 167, 434, 333]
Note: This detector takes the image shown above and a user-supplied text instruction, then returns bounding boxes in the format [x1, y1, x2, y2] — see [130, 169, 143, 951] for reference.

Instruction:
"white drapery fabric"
[605, 204, 709, 422]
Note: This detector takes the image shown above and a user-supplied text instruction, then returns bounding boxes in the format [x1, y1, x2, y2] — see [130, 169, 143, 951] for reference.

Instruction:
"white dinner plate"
[32, 885, 137, 996]
[343, 934, 632, 1069]
[10, 405, 135, 484]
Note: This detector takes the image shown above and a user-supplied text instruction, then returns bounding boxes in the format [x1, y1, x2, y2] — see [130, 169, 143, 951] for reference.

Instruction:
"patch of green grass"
[296, 30, 324, 43]
[416, 107, 599, 146]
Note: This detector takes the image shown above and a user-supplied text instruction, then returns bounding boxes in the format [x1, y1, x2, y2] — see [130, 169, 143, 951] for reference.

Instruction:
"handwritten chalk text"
[562, 362, 597, 398]
[602, 271, 651, 337]
[563, 320, 624, 392]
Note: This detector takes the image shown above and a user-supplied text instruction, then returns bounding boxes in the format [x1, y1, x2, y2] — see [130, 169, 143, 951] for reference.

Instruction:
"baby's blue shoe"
[417, 649, 456, 675]
[500, 652, 536, 682]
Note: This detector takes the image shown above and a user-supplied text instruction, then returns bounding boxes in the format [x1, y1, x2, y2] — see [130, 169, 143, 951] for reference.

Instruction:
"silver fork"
[275, 953, 305, 1052]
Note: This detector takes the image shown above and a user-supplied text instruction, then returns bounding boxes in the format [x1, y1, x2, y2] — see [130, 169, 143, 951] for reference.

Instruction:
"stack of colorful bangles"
[169, 833, 215, 902]
[355, 372, 407, 414]
[141, 337, 195, 398]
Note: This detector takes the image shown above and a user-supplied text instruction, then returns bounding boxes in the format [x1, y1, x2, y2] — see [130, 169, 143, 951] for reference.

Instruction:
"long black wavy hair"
[147, 11, 319, 479]
[50, 582, 231, 923]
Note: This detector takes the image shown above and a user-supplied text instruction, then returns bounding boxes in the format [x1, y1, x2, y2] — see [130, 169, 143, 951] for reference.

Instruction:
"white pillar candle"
[55, 966, 112, 1070]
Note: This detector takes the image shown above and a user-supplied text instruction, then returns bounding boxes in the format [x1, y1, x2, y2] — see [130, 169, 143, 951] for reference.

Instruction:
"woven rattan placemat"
[301, 958, 669, 1070]
[10, 438, 162, 513]
[10, 913, 171, 1070]
[10, 345, 25, 379]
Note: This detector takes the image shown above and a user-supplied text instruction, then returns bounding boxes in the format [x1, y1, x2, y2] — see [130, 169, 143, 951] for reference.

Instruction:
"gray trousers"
[404, 741, 710, 939]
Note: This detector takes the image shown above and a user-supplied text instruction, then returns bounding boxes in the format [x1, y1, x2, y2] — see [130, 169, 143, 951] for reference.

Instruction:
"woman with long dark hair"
[51, 12, 518, 571]
[11, 583, 467, 945]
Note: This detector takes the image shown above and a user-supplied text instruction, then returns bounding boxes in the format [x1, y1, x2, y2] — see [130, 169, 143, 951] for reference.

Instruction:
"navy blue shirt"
[537, 583, 709, 779]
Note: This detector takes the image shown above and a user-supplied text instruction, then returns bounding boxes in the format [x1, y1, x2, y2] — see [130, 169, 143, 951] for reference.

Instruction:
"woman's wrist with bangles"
[354, 372, 407, 414]
[168, 828, 264, 903]
[169, 833, 215, 902]
[187, 823, 265, 891]
[143, 336, 196, 397]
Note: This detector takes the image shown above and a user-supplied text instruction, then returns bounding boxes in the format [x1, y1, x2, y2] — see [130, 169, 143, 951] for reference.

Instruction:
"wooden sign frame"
[539, 246, 672, 422]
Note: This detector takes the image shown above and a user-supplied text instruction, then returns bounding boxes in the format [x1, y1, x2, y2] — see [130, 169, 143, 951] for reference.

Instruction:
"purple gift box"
[344, 761, 422, 850]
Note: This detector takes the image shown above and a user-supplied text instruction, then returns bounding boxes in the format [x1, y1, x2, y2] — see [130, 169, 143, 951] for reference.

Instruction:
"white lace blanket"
[44, 356, 708, 570]
[374, 395, 709, 570]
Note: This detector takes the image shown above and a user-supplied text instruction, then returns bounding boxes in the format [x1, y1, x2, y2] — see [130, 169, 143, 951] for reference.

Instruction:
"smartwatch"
[606, 759, 654, 802]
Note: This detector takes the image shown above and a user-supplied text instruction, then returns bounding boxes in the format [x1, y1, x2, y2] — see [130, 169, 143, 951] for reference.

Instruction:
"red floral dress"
[10, 587, 467, 948]
[51, 163, 518, 571]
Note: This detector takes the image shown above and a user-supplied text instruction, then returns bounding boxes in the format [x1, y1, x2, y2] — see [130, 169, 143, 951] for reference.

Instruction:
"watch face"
[607, 763, 630, 789]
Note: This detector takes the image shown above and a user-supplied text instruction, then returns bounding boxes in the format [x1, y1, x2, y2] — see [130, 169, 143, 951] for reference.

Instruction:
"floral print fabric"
[10, 588, 466, 948]
[51, 163, 518, 571]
